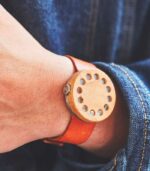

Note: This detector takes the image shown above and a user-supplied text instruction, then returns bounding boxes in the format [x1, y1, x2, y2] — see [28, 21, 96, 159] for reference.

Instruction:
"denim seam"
[111, 63, 148, 171]
[108, 155, 117, 171]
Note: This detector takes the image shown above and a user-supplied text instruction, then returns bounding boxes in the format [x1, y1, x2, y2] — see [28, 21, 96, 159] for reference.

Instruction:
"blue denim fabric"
[0, 0, 150, 170]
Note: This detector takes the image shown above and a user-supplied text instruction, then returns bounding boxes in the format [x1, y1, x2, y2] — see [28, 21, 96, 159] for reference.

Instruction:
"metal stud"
[63, 83, 71, 95]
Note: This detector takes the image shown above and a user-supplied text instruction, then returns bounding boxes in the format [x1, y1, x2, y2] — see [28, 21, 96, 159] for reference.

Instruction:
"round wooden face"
[63, 69, 116, 122]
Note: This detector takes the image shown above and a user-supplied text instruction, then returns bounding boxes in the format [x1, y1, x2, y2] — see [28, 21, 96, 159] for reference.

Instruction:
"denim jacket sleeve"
[59, 59, 150, 171]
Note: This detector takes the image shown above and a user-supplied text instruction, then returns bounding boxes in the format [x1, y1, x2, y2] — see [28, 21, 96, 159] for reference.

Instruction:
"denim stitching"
[108, 155, 117, 171]
[111, 63, 148, 171]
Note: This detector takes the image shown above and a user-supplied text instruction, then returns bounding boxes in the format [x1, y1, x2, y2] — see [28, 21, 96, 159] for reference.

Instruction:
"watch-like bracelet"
[44, 56, 116, 145]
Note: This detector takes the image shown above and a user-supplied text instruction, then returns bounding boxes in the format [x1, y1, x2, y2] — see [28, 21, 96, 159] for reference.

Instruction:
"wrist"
[30, 50, 74, 140]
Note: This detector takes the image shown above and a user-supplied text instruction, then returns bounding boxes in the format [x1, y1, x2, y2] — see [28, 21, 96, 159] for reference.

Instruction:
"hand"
[0, 5, 73, 153]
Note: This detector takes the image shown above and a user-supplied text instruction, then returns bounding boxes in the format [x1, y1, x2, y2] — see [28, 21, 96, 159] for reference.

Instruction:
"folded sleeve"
[58, 59, 150, 171]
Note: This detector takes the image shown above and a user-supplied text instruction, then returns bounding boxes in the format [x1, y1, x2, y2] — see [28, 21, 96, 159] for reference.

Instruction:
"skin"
[0, 5, 129, 159]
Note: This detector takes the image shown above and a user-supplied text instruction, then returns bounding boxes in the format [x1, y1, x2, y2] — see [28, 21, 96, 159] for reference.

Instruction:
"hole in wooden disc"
[107, 96, 112, 102]
[97, 109, 103, 116]
[94, 73, 99, 80]
[77, 87, 82, 94]
[104, 104, 109, 111]
[106, 86, 111, 92]
[100, 78, 106, 84]
[82, 105, 88, 112]
[78, 97, 83, 103]
[89, 109, 95, 116]
[86, 73, 92, 80]
[80, 78, 86, 85]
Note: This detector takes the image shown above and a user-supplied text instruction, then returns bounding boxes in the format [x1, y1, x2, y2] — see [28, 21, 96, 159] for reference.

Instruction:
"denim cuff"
[94, 62, 150, 170]
[59, 62, 150, 171]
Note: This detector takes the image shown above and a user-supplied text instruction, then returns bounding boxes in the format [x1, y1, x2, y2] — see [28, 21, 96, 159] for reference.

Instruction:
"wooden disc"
[64, 69, 116, 122]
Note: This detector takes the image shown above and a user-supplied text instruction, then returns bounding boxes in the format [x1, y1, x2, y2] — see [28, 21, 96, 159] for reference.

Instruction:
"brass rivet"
[63, 83, 71, 95]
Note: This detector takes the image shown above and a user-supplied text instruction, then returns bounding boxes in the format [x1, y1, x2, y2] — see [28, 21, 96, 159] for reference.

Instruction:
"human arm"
[0, 4, 129, 162]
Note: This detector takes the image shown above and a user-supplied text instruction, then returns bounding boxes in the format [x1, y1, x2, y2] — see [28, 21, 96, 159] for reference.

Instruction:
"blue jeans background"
[0, 0, 150, 170]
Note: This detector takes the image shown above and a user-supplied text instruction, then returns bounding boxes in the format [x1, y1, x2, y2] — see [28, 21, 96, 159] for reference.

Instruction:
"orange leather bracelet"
[44, 55, 116, 145]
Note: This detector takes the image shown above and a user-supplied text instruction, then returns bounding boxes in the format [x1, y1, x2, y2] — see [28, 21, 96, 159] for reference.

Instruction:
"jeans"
[0, 0, 150, 170]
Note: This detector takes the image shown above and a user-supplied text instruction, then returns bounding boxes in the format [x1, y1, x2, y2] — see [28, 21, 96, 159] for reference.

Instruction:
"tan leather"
[64, 69, 116, 122]
[66, 55, 95, 71]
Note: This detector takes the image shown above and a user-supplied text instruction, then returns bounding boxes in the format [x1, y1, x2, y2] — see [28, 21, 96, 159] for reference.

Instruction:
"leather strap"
[66, 55, 96, 71]
[44, 56, 96, 145]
